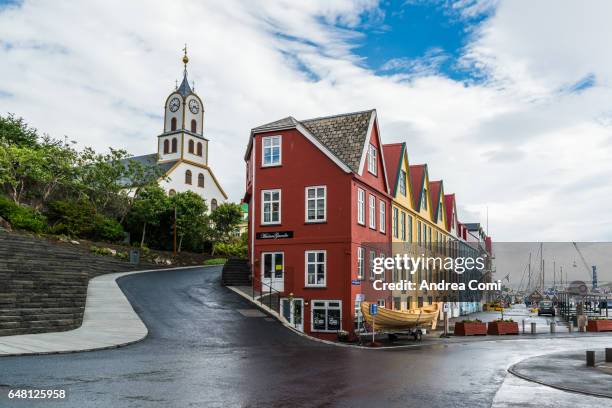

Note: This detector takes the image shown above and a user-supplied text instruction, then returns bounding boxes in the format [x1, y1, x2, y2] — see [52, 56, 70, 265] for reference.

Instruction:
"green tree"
[129, 185, 170, 248]
[0, 113, 39, 147]
[208, 203, 243, 243]
[0, 143, 47, 204]
[171, 191, 208, 252]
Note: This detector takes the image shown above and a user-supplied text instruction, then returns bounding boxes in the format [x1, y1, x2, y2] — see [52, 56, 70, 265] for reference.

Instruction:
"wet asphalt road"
[0, 266, 610, 408]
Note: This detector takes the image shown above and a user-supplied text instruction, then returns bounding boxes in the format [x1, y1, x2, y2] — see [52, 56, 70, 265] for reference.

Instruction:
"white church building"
[125, 50, 227, 210]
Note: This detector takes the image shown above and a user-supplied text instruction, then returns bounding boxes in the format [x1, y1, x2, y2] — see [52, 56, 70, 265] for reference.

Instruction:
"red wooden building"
[243, 110, 392, 340]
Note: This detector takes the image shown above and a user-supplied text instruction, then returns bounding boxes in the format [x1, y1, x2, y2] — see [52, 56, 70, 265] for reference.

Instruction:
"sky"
[1, 0, 611, 242]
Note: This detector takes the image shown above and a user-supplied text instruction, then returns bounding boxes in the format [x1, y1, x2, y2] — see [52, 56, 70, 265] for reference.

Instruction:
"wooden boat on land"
[360, 302, 440, 331]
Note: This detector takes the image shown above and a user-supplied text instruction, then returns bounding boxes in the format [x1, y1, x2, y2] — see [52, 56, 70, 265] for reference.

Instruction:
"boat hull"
[361, 302, 440, 331]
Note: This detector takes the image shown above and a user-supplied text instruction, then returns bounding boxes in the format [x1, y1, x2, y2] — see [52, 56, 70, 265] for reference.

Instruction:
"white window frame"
[305, 185, 326, 223]
[392, 207, 399, 238]
[438, 202, 444, 222]
[400, 211, 406, 241]
[357, 247, 364, 279]
[262, 135, 282, 167]
[379, 200, 386, 233]
[377, 299, 386, 308]
[357, 188, 365, 225]
[399, 170, 407, 196]
[261, 189, 281, 225]
[311, 300, 342, 333]
[422, 187, 428, 210]
[367, 144, 377, 175]
[368, 194, 376, 229]
[305, 250, 326, 287]
[379, 252, 385, 281]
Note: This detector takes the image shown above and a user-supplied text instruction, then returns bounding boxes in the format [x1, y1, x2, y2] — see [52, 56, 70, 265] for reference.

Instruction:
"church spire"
[177, 44, 192, 97]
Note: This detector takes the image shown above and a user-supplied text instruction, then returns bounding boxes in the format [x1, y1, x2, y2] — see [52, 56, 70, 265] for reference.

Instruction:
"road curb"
[507, 361, 612, 399]
[0, 265, 210, 358]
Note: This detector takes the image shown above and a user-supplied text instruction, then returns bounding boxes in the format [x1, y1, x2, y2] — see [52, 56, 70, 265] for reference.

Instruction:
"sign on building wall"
[256, 231, 294, 240]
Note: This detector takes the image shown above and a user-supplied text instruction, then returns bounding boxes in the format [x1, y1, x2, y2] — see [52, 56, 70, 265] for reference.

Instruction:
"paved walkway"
[509, 350, 612, 398]
[0, 266, 201, 357]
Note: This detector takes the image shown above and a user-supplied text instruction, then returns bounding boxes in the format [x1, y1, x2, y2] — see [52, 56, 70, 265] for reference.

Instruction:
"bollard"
[568, 321, 573, 333]
[550, 321, 556, 333]
[586, 350, 595, 367]
[522, 319, 525, 334]
[606, 348, 612, 363]
[531, 322, 537, 334]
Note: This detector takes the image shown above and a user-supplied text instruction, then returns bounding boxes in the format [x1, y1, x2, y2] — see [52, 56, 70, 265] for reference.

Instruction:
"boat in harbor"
[360, 302, 440, 331]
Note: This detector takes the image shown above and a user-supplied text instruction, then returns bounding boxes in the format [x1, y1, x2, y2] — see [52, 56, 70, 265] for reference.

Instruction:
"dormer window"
[367, 144, 377, 175]
[422, 187, 427, 210]
[399, 170, 407, 196]
[439, 201, 444, 222]
[262, 135, 281, 167]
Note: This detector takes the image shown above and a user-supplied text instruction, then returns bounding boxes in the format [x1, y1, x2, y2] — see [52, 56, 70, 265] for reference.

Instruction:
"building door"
[262, 252, 284, 292]
[281, 298, 304, 332]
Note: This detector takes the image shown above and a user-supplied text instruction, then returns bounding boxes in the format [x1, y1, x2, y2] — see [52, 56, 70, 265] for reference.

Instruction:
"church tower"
[158, 47, 207, 164]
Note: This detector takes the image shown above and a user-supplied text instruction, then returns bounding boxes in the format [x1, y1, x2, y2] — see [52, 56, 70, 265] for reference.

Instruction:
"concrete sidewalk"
[0, 265, 202, 357]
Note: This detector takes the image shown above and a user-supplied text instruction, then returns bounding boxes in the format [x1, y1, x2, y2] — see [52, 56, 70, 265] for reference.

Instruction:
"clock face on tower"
[169, 97, 180, 112]
[189, 99, 199, 114]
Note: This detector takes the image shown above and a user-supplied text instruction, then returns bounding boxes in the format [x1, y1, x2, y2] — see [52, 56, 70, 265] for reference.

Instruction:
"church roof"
[177, 70, 192, 97]
[118, 153, 178, 187]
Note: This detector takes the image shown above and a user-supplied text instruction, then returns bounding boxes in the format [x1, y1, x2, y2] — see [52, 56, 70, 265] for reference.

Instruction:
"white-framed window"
[422, 186, 428, 210]
[367, 144, 377, 175]
[357, 247, 364, 279]
[262, 135, 281, 166]
[438, 201, 444, 222]
[357, 188, 365, 225]
[417, 220, 422, 244]
[305, 186, 326, 222]
[261, 189, 281, 225]
[369, 250, 376, 280]
[392, 207, 399, 238]
[408, 214, 413, 243]
[368, 194, 376, 229]
[399, 170, 407, 196]
[400, 211, 406, 241]
[305, 250, 326, 287]
[377, 299, 386, 308]
[379, 200, 385, 233]
[379, 252, 385, 281]
[311, 300, 342, 332]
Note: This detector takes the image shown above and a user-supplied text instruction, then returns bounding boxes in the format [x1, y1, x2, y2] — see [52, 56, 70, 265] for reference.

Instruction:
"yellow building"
[383, 142, 451, 314]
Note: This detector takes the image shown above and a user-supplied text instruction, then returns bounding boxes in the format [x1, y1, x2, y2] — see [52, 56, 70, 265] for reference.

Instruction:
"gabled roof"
[246, 109, 378, 175]
[409, 164, 428, 211]
[429, 180, 443, 222]
[300, 109, 374, 173]
[444, 194, 456, 232]
[251, 116, 299, 133]
[119, 153, 178, 187]
[382, 143, 403, 195]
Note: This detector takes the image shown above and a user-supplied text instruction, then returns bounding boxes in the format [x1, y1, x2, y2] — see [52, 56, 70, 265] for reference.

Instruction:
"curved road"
[0, 267, 610, 407]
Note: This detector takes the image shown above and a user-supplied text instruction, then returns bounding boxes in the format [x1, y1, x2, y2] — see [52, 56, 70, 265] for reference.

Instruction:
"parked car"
[538, 300, 555, 316]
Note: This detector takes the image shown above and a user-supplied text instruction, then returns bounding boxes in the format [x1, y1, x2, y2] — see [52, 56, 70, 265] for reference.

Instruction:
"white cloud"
[0, 0, 611, 242]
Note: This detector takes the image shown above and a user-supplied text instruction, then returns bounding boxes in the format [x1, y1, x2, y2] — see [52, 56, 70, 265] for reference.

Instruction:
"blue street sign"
[351, 279, 361, 285]
[370, 303, 378, 315]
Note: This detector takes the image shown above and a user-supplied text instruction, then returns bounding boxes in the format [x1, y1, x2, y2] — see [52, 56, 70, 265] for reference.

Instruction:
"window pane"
[264, 254, 272, 278]
[317, 187, 324, 196]
[317, 252, 324, 262]
[327, 309, 340, 330]
[308, 189, 315, 198]
[313, 309, 326, 330]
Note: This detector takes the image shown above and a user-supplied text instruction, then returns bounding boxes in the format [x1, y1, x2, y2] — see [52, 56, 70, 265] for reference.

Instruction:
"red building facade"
[243, 110, 392, 340]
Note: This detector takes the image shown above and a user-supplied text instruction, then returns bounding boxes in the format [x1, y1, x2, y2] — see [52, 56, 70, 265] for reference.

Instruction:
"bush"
[92, 215, 124, 242]
[47, 199, 95, 237]
[47, 199, 124, 242]
[213, 241, 247, 257]
[0, 195, 47, 233]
